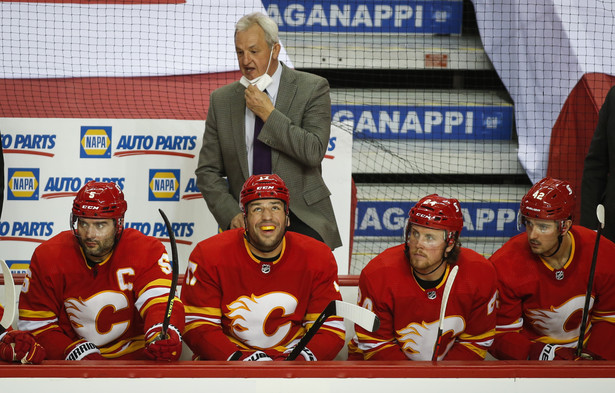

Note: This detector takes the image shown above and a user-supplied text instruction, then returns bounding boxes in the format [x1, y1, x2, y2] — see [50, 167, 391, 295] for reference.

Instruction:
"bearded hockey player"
[349, 194, 497, 360]
[18, 181, 184, 361]
[489, 177, 615, 360]
[181, 174, 345, 361]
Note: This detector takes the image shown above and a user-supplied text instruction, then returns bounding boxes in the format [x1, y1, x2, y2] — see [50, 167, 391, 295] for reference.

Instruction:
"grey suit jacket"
[195, 63, 342, 249]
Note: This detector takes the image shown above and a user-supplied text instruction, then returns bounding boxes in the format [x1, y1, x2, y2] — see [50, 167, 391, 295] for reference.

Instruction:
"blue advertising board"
[355, 201, 522, 237]
[332, 104, 513, 140]
[263, 0, 463, 34]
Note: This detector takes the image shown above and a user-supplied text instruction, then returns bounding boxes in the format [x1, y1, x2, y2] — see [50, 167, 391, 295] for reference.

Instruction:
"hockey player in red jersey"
[18, 181, 184, 361]
[348, 195, 497, 361]
[181, 174, 345, 361]
[489, 177, 615, 360]
[1, 306, 45, 364]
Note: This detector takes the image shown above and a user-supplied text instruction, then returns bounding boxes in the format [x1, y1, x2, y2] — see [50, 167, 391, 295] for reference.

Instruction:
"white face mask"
[239, 73, 272, 91]
[239, 46, 274, 91]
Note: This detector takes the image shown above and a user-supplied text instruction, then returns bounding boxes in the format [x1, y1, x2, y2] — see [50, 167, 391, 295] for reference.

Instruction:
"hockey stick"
[285, 300, 380, 361]
[158, 209, 180, 339]
[576, 204, 605, 357]
[0, 259, 16, 334]
[432, 264, 459, 361]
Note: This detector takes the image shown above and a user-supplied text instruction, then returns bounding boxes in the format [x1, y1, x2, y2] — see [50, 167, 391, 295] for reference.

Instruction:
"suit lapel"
[231, 83, 249, 178]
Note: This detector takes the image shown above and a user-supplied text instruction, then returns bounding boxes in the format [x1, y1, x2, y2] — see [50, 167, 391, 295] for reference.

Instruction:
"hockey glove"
[228, 350, 274, 361]
[144, 323, 182, 361]
[284, 346, 317, 361]
[0, 330, 46, 364]
[64, 340, 105, 360]
[528, 343, 601, 361]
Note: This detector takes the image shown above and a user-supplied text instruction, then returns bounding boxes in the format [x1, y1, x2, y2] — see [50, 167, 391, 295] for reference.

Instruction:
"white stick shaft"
[1, 259, 16, 331]
[438, 265, 459, 330]
[433, 265, 459, 361]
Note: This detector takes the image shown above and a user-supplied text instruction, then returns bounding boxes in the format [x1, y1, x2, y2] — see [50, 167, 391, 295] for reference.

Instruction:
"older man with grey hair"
[195, 12, 341, 250]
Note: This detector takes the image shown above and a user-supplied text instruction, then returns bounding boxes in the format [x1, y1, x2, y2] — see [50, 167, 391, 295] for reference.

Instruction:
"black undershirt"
[413, 271, 445, 289]
[255, 253, 281, 263]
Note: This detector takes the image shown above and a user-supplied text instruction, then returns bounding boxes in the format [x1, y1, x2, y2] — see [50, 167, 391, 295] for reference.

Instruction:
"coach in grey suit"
[195, 12, 342, 250]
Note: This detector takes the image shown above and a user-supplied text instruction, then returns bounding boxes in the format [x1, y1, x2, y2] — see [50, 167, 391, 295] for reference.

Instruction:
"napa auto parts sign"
[263, 0, 463, 34]
[1, 119, 352, 275]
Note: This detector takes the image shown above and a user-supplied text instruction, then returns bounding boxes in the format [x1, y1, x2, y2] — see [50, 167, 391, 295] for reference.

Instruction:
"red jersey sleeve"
[181, 243, 241, 360]
[444, 256, 498, 361]
[488, 251, 533, 359]
[350, 264, 406, 361]
[297, 250, 344, 360]
[18, 250, 77, 359]
[133, 239, 185, 334]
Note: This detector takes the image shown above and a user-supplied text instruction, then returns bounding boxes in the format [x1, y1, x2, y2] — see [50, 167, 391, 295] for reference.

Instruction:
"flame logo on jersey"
[397, 316, 464, 360]
[526, 295, 590, 341]
[226, 292, 297, 349]
[64, 291, 131, 346]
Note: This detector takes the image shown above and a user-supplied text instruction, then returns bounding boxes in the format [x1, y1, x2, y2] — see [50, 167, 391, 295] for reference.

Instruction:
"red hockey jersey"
[181, 229, 345, 360]
[18, 229, 184, 360]
[489, 226, 615, 360]
[349, 245, 497, 361]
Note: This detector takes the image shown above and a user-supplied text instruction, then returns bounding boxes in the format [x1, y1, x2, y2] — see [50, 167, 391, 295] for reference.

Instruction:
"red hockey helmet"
[71, 181, 127, 237]
[240, 174, 290, 214]
[406, 194, 463, 247]
[520, 177, 575, 221]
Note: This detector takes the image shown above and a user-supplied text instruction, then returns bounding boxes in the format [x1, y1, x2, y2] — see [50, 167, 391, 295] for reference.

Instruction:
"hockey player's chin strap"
[414, 257, 447, 277]
[541, 233, 564, 258]
[404, 242, 449, 278]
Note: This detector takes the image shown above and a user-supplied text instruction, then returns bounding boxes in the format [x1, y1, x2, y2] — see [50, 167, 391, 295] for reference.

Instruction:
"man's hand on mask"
[245, 85, 274, 122]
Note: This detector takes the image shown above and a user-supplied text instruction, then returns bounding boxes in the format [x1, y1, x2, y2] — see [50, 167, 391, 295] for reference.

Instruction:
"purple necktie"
[252, 97, 272, 175]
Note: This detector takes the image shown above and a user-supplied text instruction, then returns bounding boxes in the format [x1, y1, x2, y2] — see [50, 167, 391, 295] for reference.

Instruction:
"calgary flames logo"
[526, 295, 590, 341]
[397, 316, 464, 360]
[64, 291, 131, 346]
[226, 292, 297, 349]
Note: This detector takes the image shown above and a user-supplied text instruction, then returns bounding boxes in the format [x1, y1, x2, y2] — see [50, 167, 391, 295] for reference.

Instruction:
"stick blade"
[597, 204, 605, 228]
[334, 300, 380, 332]
[1, 259, 16, 331]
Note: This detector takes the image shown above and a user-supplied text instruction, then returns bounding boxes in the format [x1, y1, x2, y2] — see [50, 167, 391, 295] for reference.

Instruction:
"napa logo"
[7, 168, 39, 200]
[149, 169, 180, 201]
[80, 126, 112, 158]
[3, 260, 30, 275]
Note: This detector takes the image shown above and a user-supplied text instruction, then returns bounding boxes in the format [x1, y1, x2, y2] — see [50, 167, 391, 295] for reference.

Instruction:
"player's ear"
[561, 219, 572, 234]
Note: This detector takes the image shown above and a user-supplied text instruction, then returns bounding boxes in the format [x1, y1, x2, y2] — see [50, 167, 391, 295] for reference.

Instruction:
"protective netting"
[1, 0, 613, 275]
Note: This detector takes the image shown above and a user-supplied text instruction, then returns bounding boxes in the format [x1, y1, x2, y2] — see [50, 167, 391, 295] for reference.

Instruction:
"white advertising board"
[0, 118, 352, 275]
